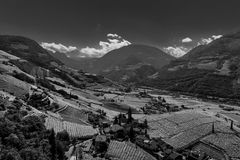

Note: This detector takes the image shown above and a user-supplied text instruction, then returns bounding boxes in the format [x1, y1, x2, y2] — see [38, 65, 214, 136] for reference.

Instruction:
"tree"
[19, 147, 40, 160]
[22, 115, 45, 133]
[0, 148, 22, 160]
[144, 119, 148, 128]
[4, 133, 23, 150]
[113, 116, 118, 124]
[56, 140, 65, 160]
[144, 129, 149, 138]
[49, 129, 56, 160]
[129, 126, 135, 142]
[212, 122, 215, 133]
[127, 108, 133, 123]
[162, 98, 166, 103]
[56, 130, 70, 142]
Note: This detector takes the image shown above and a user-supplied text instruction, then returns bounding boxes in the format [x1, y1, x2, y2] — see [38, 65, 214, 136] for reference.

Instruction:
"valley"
[1, 34, 240, 160]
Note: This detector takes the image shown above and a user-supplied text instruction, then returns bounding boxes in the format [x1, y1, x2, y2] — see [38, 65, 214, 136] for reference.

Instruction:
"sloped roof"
[106, 140, 156, 160]
[201, 133, 240, 159]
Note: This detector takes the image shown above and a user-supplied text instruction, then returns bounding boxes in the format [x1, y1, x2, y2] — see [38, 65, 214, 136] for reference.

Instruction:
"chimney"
[231, 120, 234, 130]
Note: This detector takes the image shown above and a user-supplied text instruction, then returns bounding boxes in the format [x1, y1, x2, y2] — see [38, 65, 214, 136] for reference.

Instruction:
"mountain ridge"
[144, 31, 240, 99]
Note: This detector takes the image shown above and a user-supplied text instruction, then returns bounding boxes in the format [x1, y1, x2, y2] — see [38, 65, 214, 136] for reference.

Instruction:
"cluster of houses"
[142, 96, 183, 114]
[64, 107, 221, 160]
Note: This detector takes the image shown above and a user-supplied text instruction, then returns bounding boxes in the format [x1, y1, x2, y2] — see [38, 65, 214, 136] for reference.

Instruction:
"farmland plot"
[0, 74, 30, 97]
[45, 116, 98, 138]
[58, 106, 89, 125]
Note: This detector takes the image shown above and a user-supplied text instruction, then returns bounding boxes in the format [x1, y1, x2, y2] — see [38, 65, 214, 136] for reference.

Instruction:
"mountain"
[0, 35, 120, 92]
[76, 44, 174, 82]
[0, 35, 62, 67]
[88, 44, 175, 73]
[145, 31, 240, 99]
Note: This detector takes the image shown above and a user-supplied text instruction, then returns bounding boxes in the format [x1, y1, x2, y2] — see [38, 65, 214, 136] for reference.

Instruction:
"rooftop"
[106, 140, 156, 160]
[144, 111, 240, 159]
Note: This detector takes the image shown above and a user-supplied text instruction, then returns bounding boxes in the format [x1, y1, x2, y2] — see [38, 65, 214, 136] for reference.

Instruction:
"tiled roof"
[106, 140, 156, 160]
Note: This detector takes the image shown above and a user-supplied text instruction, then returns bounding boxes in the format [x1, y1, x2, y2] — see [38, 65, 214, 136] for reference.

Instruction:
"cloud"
[107, 33, 121, 38]
[182, 37, 192, 43]
[41, 42, 77, 53]
[80, 33, 131, 57]
[163, 46, 190, 57]
[198, 35, 222, 45]
[212, 35, 222, 39]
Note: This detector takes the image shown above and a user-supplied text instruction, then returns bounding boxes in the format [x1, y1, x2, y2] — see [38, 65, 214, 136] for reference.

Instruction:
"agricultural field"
[220, 112, 240, 124]
[71, 89, 102, 105]
[106, 140, 156, 160]
[103, 102, 140, 114]
[103, 93, 150, 110]
[51, 93, 87, 110]
[0, 74, 30, 97]
[58, 106, 89, 125]
[46, 76, 66, 85]
[45, 116, 98, 138]
[90, 103, 119, 119]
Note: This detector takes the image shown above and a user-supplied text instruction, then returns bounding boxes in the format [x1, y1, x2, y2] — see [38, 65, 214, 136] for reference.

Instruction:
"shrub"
[12, 71, 35, 84]
[37, 79, 56, 91]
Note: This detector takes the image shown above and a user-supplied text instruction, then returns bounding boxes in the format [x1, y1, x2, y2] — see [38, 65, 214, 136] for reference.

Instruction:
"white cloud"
[163, 46, 190, 57]
[212, 35, 222, 39]
[41, 42, 77, 53]
[107, 33, 121, 38]
[80, 33, 131, 57]
[198, 35, 222, 45]
[182, 37, 192, 43]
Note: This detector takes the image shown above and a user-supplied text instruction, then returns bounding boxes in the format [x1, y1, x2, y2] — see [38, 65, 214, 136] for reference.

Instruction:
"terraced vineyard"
[45, 116, 98, 138]
[106, 141, 156, 160]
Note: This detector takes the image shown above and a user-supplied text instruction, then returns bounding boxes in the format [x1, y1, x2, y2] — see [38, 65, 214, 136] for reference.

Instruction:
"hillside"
[0, 35, 63, 68]
[49, 51, 97, 71]
[145, 31, 240, 99]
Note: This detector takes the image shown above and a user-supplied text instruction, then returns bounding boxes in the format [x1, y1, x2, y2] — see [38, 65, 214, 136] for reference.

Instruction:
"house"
[81, 139, 93, 152]
[95, 135, 108, 152]
[167, 104, 180, 112]
[136, 135, 158, 151]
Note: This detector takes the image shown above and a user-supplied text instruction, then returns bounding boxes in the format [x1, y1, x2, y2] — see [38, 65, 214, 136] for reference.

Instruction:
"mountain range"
[144, 31, 240, 99]
[50, 44, 175, 82]
[2, 31, 240, 99]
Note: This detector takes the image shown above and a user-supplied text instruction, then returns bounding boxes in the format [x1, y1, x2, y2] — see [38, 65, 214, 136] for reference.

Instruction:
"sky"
[0, 0, 240, 57]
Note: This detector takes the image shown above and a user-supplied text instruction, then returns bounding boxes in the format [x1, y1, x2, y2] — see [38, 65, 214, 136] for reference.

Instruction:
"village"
[2, 79, 240, 160]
